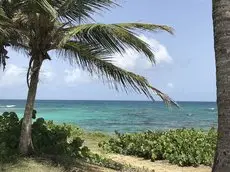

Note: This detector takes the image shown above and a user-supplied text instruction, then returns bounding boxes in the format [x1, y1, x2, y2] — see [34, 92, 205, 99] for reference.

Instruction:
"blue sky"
[0, 0, 215, 101]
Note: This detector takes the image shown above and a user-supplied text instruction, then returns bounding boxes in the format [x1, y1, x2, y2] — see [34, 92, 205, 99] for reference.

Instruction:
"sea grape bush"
[0, 112, 21, 161]
[0, 112, 217, 168]
[0, 112, 87, 162]
[0, 112, 128, 170]
[32, 118, 88, 157]
[99, 128, 217, 167]
[0, 111, 125, 170]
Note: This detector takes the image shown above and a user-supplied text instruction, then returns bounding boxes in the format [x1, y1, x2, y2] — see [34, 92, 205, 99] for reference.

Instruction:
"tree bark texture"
[212, 0, 230, 171]
[19, 58, 42, 155]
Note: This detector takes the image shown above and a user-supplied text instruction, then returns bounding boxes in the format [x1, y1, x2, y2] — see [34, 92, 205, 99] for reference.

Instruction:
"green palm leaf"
[58, 41, 177, 106]
[62, 23, 173, 63]
[115, 23, 174, 34]
[10, 0, 58, 19]
[0, 0, 177, 106]
[60, 41, 153, 97]
[37, 0, 58, 19]
[56, 0, 116, 22]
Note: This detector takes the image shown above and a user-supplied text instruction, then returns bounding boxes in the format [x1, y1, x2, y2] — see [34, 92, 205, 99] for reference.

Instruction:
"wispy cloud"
[112, 35, 173, 71]
[0, 64, 25, 87]
[167, 82, 174, 88]
[0, 63, 56, 87]
[64, 68, 92, 86]
[0, 35, 172, 89]
[40, 62, 55, 83]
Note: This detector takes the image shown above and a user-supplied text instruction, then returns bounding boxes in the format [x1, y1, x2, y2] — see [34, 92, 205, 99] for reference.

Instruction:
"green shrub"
[0, 112, 127, 171]
[0, 112, 217, 168]
[0, 112, 87, 162]
[99, 128, 217, 167]
[0, 112, 20, 161]
[32, 119, 87, 157]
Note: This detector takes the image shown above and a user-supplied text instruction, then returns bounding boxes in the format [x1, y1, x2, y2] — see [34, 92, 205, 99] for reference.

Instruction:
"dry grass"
[81, 131, 111, 153]
[0, 159, 64, 172]
[0, 158, 115, 172]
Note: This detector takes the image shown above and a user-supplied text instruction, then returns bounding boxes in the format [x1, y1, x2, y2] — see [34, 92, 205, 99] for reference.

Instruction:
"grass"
[81, 131, 112, 153]
[0, 130, 146, 172]
[0, 158, 64, 172]
[0, 157, 152, 172]
[0, 157, 117, 172]
[0, 131, 152, 172]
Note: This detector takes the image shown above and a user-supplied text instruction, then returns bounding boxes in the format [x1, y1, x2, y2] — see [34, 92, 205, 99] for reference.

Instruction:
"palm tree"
[0, 0, 176, 155]
[212, 0, 230, 171]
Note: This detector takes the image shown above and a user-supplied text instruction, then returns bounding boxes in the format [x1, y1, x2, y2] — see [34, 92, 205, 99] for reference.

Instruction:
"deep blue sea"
[0, 100, 217, 133]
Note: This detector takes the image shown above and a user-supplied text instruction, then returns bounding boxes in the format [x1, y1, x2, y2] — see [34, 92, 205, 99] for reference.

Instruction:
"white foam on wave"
[0, 105, 16, 108]
[208, 108, 215, 111]
[6, 105, 16, 108]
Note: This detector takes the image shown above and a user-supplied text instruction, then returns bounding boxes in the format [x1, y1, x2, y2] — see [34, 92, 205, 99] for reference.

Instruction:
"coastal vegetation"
[0, 112, 215, 171]
[0, 0, 177, 155]
[0, 112, 126, 171]
[100, 128, 216, 167]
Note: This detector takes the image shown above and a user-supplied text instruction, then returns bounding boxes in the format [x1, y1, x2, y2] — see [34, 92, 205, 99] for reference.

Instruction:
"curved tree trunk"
[19, 58, 42, 155]
[212, 0, 230, 171]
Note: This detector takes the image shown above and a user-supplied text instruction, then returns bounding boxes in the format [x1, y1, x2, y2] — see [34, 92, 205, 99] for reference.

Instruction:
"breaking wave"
[0, 105, 16, 108]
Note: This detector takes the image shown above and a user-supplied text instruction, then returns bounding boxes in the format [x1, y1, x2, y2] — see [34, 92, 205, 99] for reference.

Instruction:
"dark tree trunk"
[212, 0, 230, 171]
[19, 58, 42, 155]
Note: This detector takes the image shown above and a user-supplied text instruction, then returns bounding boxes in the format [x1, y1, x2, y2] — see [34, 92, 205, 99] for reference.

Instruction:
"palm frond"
[59, 41, 153, 98]
[55, 0, 116, 22]
[10, 43, 30, 55]
[115, 23, 174, 34]
[11, 0, 58, 19]
[0, 0, 177, 106]
[62, 24, 158, 62]
[0, 43, 9, 70]
[37, 0, 58, 19]
[57, 41, 177, 105]
[147, 85, 179, 107]
[1, 0, 16, 18]
[63, 23, 173, 63]
[0, 7, 14, 35]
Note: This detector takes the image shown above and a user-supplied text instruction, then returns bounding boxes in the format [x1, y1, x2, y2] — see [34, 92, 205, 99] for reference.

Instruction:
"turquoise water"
[0, 100, 217, 133]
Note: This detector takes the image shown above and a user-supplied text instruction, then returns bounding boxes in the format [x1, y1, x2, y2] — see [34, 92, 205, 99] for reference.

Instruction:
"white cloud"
[64, 68, 92, 85]
[0, 62, 55, 87]
[112, 35, 172, 70]
[0, 64, 25, 87]
[140, 35, 173, 64]
[112, 49, 152, 70]
[62, 36, 173, 86]
[0, 63, 91, 88]
[167, 82, 174, 88]
[0, 36, 172, 89]
[40, 62, 55, 82]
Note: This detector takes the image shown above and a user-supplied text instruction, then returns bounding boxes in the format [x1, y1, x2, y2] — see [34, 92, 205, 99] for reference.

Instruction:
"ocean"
[0, 100, 217, 133]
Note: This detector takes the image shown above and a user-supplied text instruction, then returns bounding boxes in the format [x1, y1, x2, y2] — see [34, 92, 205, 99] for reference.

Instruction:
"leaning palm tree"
[212, 0, 230, 171]
[0, 0, 177, 155]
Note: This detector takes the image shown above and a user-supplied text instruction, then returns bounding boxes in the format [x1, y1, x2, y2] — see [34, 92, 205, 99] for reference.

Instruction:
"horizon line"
[0, 99, 216, 103]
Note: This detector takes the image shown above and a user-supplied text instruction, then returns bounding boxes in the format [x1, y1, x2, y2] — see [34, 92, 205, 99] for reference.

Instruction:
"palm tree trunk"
[212, 0, 230, 171]
[19, 58, 42, 155]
